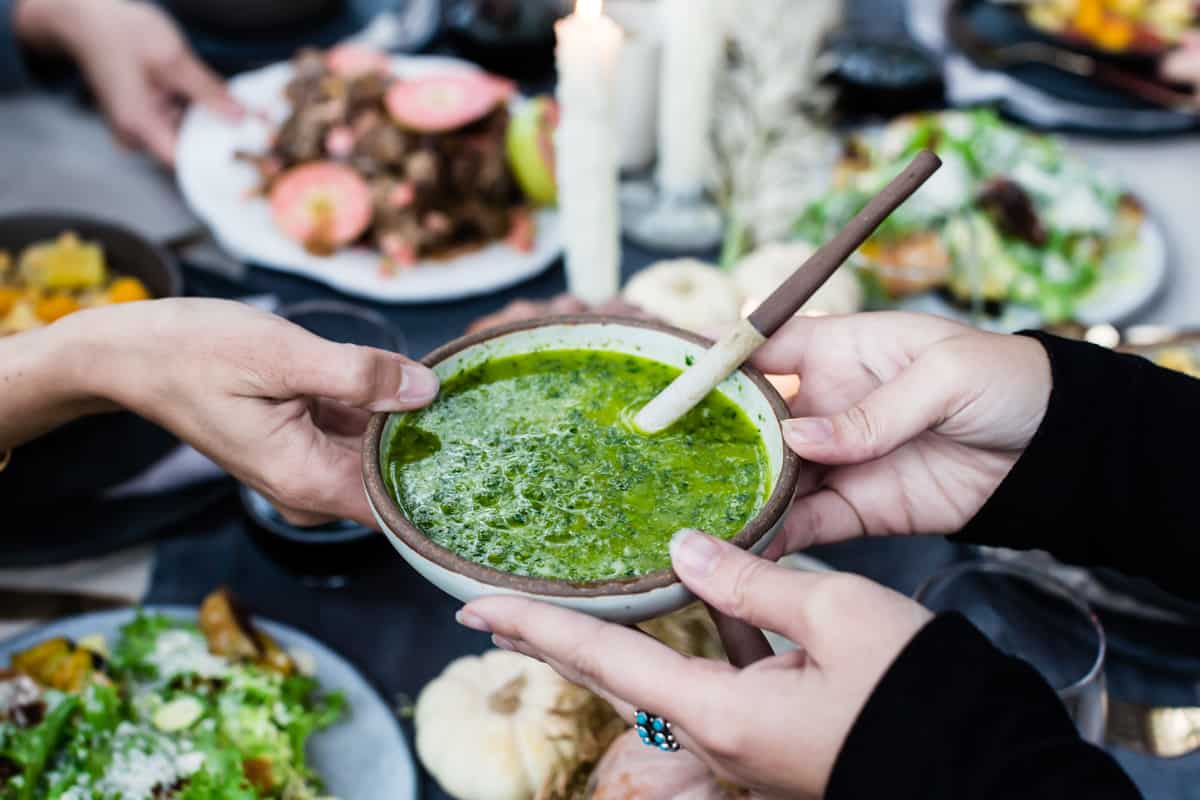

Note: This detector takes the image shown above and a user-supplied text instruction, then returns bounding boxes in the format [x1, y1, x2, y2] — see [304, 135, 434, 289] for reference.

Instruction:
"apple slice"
[505, 96, 558, 207]
[385, 71, 513, 133]
[269, 162, 373, 255]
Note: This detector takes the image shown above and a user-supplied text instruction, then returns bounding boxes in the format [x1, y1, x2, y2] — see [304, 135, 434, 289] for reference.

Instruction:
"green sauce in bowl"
[382, 349, 770, 582]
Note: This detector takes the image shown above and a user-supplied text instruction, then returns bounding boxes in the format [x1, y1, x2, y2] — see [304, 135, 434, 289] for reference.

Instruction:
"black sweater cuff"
[827, 613, 1140, 800]
[958, 332, 1200, 600]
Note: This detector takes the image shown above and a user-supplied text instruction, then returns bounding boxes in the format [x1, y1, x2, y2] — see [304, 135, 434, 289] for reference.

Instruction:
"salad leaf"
[0, 695, 79, 800]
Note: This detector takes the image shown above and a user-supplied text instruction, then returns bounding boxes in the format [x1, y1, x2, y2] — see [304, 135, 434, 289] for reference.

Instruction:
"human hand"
[458, 530, 932, 800]
[1163, 32, 1200, 97]
[750, 312, 1051, 556]
[60, 298, 436, 526]
[15, 0, 242, 164]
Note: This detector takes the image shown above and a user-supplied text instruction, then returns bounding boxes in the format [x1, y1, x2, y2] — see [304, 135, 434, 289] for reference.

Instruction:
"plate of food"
[0, 589, 416, 799]
[792, 110, 1167, 332]
[992, 0, 1198, 59]
[0, 216, 180, 336]
[177, 47, 561, 303]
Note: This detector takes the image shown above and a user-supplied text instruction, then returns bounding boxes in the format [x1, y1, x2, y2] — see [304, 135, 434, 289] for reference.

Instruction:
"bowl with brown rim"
[362, 315, 801, 623]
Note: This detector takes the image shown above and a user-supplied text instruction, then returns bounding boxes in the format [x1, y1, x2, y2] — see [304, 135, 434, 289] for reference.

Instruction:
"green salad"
[0, 591, 344, 799]
[792, 109, 1146, 323]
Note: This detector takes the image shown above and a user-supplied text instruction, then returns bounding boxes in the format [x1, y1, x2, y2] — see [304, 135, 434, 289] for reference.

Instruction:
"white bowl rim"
[362, 314, 802, 598]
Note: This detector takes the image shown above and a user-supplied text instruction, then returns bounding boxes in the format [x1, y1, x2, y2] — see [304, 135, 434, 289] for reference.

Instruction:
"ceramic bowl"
[362, 316, 801, 623]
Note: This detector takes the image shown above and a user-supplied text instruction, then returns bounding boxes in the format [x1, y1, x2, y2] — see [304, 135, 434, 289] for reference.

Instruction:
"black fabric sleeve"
[0, 0, 33, 91]
[827, 614, 1141, 800]
[957, 331, 1200, 601]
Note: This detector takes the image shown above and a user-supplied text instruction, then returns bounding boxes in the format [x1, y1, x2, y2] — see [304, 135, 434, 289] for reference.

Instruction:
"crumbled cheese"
[288, 648, 317, 678]
[92, 722, 206, 799]
[0, 674, 40, 713]
[148, 630, 229, 682]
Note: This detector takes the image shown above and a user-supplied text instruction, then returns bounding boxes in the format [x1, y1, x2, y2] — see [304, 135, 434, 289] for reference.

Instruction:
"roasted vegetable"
[199, 587, 294, 675]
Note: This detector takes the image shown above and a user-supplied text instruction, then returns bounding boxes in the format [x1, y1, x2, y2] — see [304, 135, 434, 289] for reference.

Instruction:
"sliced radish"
[269, 162, 373, 254]
[385, 71, 512, 133]
[326, 44, 392, 78]
[388, 182, 415, 209]
[324, 125, 356, 159]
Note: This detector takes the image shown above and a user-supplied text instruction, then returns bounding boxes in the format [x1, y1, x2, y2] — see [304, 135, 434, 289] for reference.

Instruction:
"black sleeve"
[827, 614, 1141, 800]
[0, 0, 33, 92]
[958, 331, 1200, 601]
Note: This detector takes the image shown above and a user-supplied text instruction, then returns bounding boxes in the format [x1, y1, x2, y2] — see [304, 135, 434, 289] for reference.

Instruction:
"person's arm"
[828, 613, 1141, 800]
[0, 299, 438, 527]
[0, 312, 115, 449]
[4, 0, 240, 163]
[959, 332, 1200, 600]
[0, 0, 33, 91]
[460, 531, 1142, 799]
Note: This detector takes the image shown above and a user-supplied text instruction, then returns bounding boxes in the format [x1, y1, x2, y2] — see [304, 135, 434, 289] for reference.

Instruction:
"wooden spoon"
[634, 150, 943, 434]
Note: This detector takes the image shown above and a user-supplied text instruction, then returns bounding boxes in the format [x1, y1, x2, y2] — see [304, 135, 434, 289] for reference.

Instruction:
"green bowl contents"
[382, 349, 771, 582]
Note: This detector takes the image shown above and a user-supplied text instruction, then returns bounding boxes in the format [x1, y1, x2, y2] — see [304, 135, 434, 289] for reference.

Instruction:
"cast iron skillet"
[0, 213, 188, 563]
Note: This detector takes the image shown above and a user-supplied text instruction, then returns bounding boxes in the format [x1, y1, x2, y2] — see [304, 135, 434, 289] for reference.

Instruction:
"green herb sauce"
[382, 349, 770, 582]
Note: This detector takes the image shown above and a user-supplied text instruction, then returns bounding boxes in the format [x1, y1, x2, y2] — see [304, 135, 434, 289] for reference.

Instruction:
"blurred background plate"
[895, 214, 1168, 332]
[177, 54, 562, 304]
[0, 606, 418, 800]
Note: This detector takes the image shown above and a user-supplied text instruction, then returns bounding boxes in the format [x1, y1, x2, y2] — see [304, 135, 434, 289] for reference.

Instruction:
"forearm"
[829, 614, 1141, 800]
[959, 332, 1200, 600]
[0, 315, 116, 450]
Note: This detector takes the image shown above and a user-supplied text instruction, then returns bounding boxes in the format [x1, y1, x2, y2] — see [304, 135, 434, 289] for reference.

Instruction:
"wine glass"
[914, 560, 1108, 744]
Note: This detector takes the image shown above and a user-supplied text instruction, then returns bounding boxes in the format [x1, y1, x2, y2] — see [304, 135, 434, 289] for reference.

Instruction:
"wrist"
[13, 0, 85, 54]
[50, 306, 133, 409]
[0, 313, 114, 449]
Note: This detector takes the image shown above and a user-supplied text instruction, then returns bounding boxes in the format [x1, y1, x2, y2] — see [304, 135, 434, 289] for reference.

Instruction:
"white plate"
[0, 607, 417, 800]
[895, 217, 1169, 333]
[177, 55, 561, 304]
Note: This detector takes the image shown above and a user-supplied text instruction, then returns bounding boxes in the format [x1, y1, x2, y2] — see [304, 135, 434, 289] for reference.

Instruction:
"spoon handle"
[636, 150, 942, 435]
[748, 149, 942, 337]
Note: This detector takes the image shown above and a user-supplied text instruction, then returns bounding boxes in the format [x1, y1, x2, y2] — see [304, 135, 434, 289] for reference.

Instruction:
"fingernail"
[492, 634, 516, 651]
[455, 608, 491, 633]
[670, 529, 721, 578]
[398, 363, 439, 403]
[783, 417, 833, 445]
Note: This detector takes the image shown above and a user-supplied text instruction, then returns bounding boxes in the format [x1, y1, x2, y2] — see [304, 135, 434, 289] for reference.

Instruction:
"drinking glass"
[240, 301, 406, 588]
[914, 560, 1107, 744]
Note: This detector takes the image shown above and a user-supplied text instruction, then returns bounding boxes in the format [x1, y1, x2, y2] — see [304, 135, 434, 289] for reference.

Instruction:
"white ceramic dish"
[0, 607, 418, 800]
[363, 317, 801, 624]
[177, 54, 562, 304]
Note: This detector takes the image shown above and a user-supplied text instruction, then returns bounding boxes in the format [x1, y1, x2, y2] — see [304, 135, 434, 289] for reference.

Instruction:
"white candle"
[555, 0, 624, 305]
[607, 0, 661, 172]
[657, 0, 723, 198]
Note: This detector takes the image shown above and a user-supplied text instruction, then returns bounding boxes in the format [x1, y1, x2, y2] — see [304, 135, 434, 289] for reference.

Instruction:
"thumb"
[284, 337, 439, 412]
[159, 52, 244, 120]
[781, 355, 955, 465]
[670, 529, 830, 648]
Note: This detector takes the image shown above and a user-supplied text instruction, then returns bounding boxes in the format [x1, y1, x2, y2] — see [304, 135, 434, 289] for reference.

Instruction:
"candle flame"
[576, 0, 602, 18]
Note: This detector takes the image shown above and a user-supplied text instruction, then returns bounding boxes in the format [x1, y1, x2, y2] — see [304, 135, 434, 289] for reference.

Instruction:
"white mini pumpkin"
[416, 649, 622, 800]
[622, 259, 742, 334]
[733, 242, 864, 317]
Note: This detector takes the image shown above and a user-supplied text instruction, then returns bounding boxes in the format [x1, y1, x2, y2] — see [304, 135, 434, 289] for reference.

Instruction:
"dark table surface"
[9, 0, 1200, 797]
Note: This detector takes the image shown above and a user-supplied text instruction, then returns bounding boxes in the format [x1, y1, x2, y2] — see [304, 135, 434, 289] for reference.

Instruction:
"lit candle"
[657, 0, 723, 198]
[555, 0, 624, 305]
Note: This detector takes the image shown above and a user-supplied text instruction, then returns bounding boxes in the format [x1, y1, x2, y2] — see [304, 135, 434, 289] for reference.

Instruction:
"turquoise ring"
[634, 709, 679, 752]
